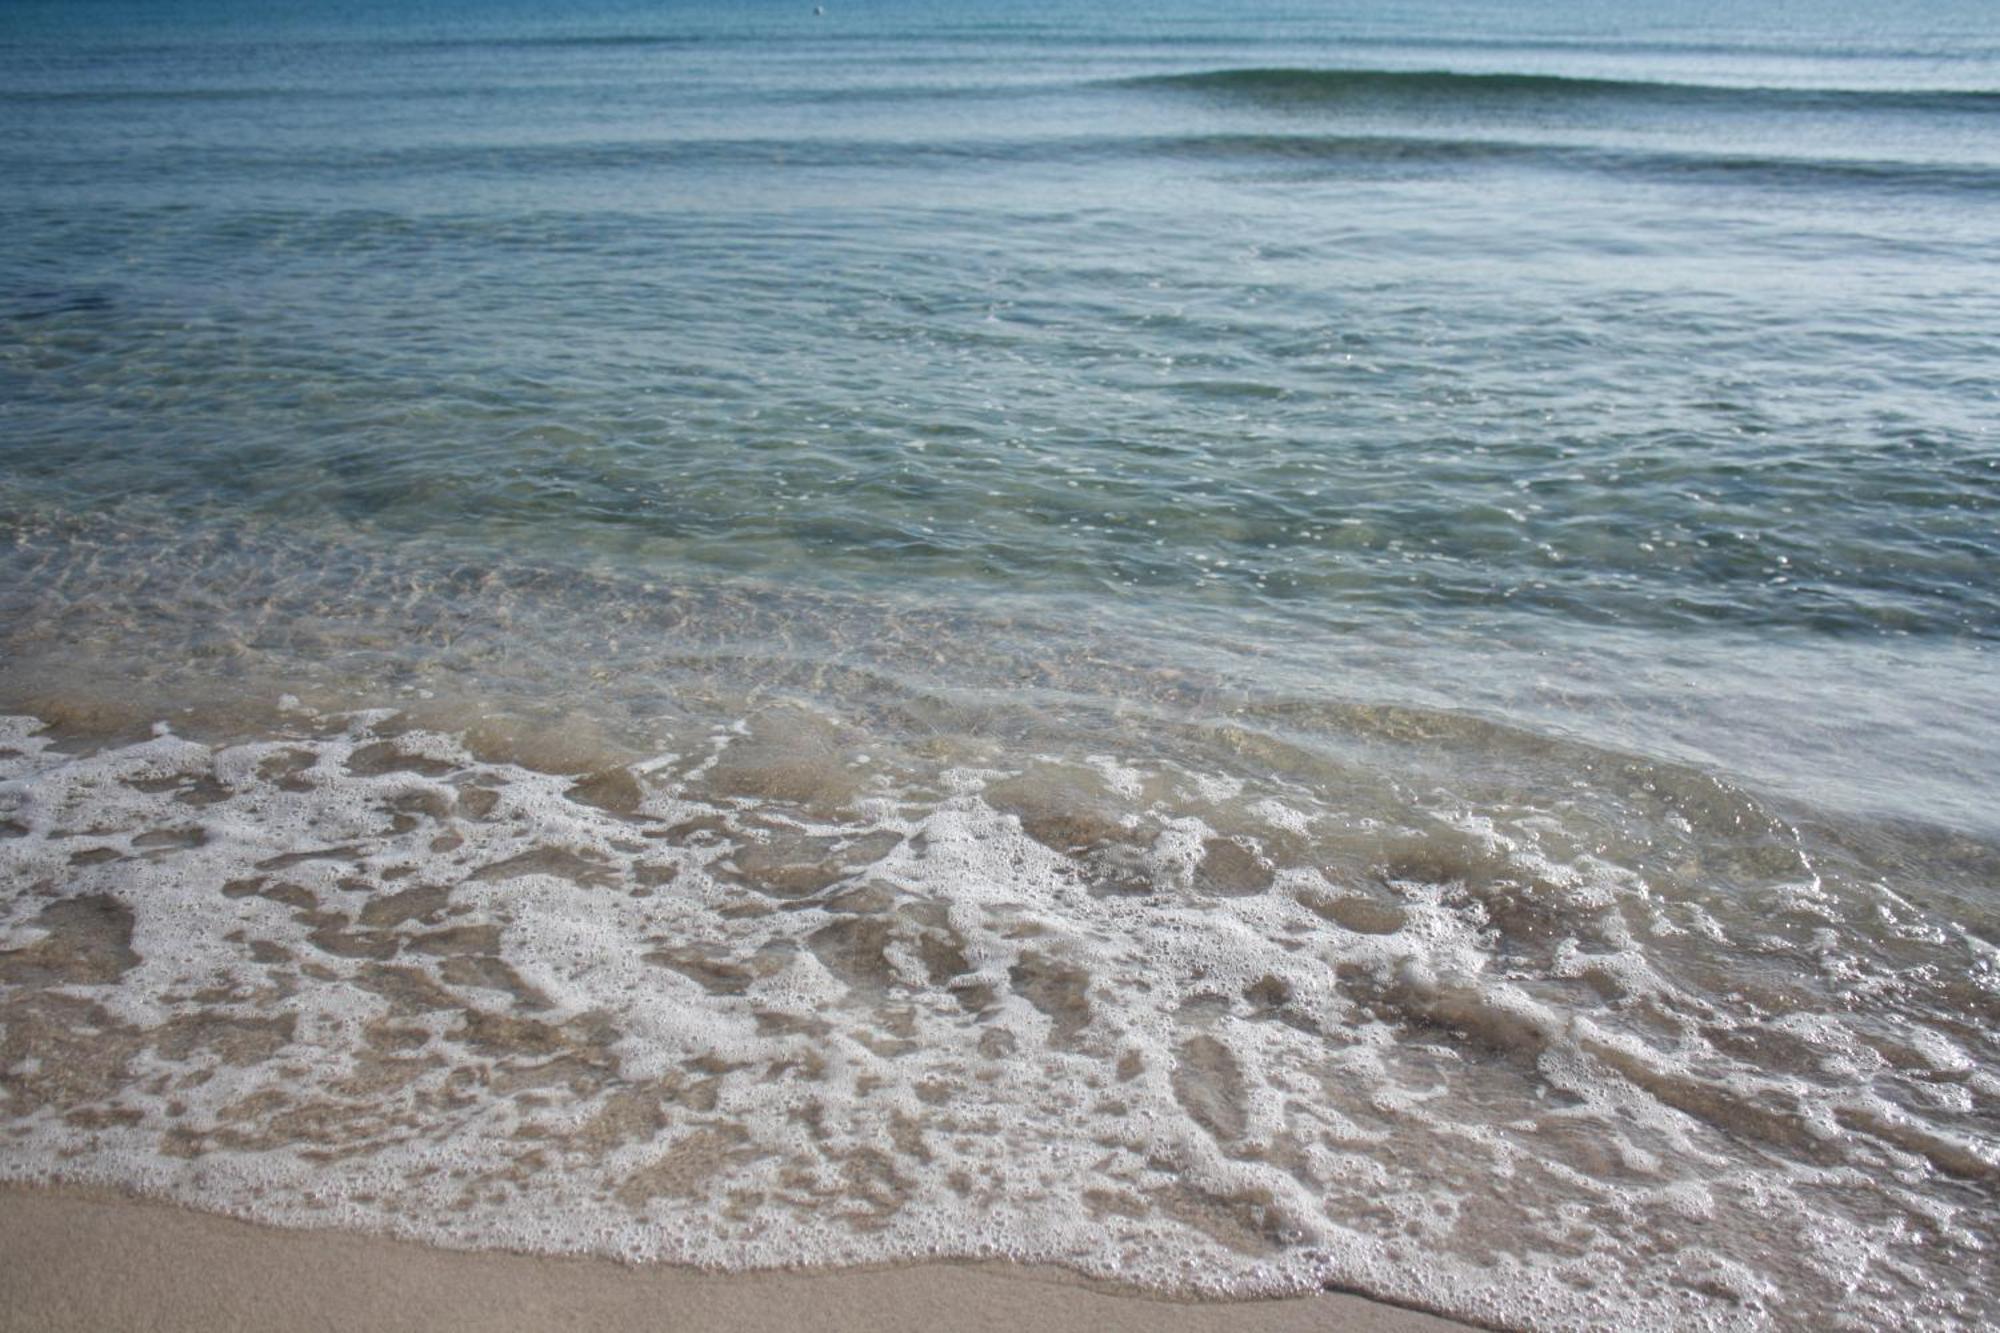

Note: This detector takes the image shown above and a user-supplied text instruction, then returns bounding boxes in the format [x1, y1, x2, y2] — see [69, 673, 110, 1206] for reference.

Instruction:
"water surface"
[1, 2, 1996, 1328]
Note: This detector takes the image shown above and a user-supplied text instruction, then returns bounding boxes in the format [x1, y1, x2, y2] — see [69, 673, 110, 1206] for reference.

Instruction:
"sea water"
[0, 1, 1995, 1328]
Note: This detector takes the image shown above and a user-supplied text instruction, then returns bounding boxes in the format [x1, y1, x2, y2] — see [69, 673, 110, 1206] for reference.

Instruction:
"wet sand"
[0, 1183, 1471, 1333]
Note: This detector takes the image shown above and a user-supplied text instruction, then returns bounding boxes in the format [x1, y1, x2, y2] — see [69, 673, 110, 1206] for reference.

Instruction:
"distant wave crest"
[1120, 65, 2000, 114]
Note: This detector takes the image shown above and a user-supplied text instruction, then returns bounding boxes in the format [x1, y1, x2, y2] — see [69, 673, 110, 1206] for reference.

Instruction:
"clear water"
[1, 2, 1996, 1329]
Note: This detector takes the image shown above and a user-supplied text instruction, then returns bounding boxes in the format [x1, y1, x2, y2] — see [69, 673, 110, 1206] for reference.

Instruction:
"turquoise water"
[2, 2, 1996, 1328]
[4, 0, 1998, 827]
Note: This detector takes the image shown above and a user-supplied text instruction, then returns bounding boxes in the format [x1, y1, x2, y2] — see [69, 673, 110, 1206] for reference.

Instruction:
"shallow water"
[1, 1, 1996, 1328]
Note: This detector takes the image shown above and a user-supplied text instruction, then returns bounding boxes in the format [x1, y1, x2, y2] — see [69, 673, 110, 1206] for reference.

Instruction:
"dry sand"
[0, 1183, 1471, 1333]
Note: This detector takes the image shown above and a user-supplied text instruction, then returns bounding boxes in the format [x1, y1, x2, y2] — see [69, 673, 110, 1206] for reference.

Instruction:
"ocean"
[1, 0, 1995, 1327]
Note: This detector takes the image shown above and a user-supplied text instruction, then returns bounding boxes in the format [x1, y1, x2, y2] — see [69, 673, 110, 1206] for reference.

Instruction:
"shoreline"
[0, 1182, 1472, 1332]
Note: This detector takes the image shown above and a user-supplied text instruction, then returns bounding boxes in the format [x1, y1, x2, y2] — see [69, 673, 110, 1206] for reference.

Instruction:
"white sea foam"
[0, 706, 1994, 1331]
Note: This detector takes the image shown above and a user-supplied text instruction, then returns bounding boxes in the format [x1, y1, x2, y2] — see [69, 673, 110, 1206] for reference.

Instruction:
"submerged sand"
[0, 1184, 1468, 1333]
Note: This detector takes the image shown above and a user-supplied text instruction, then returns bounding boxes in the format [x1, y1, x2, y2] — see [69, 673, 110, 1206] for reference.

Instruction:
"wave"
[25, 128, 1989, 202]
[1134, 132, 2000, 195]
[0, 606, 1994, 1328]
[1119, 66, 2000, 116]
[14, 63, 1997, 126]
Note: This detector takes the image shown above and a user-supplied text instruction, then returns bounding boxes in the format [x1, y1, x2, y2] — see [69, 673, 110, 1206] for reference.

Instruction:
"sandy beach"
[0, 1184, 1469, 1333]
